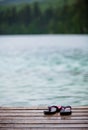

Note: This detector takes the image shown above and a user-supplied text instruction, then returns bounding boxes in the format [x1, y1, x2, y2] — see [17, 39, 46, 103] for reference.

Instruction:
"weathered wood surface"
[0, 106, 88, 130]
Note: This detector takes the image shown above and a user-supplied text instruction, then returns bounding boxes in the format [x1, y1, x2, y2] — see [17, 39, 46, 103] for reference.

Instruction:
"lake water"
[0, 35, 88, 107]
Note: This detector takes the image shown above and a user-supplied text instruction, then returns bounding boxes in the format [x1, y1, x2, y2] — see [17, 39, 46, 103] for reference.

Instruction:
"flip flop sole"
[60, 111, 72, 115]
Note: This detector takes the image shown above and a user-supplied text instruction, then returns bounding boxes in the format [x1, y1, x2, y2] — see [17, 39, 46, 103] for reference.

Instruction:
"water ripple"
[0, 35, 88, 106]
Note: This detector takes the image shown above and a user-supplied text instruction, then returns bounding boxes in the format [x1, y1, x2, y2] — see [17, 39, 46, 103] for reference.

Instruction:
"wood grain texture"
[0, 128, 88, 130]
[0, 106, 88, 130]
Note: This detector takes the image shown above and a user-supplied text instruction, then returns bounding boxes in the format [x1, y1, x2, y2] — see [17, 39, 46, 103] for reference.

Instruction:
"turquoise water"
[0, 35, 88, 106]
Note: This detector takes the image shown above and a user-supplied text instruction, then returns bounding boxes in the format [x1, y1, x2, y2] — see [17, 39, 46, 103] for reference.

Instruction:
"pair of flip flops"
[44, 105, 72, 116]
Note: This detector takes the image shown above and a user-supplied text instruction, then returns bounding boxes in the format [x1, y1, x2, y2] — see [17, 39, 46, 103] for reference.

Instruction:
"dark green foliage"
[0, 0, 88, 34]
[19, 5, 32, 25]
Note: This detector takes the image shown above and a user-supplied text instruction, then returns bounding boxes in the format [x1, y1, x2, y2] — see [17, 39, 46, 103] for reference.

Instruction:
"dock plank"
[0, 112, 88, 117]
[0, 106, 88, 130]
[0, 123, 88, 128]
[0, 119, 88, 124]
[0, 128, 88, 130]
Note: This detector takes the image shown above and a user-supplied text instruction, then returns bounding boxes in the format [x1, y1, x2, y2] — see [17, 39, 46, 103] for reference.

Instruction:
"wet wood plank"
[0, 109, 88, 113]
[0, 116, 88, 120]
[0, 119, 88, 124]
[0, 106, 88, 130]
[0, 128, 88, 130]
[0, 123, 88, 128]
[0, 113, 88, 117]
[0, 106, 88, 110]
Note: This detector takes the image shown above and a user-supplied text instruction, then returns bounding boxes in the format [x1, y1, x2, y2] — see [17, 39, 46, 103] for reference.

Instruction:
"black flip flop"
[44, 106, 62, 115]
[60, 106, 72, 116]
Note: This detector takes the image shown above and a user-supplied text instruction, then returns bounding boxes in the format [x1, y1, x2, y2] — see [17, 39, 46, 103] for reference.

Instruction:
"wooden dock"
[0, 106, 88, 130]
